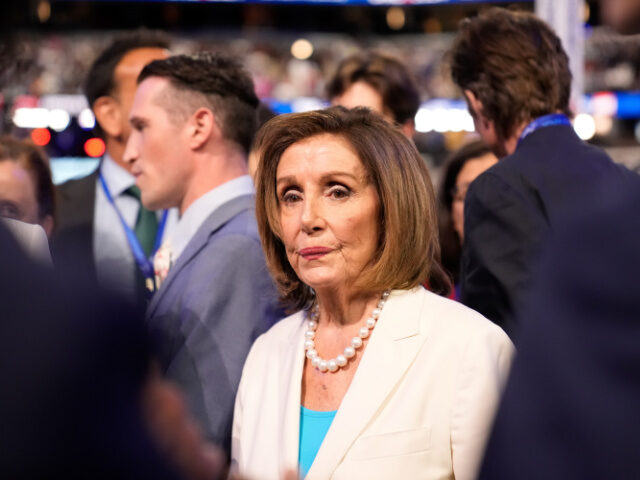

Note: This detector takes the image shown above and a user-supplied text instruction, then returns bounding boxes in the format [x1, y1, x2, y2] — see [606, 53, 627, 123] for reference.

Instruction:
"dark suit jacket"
[146, 194, 282, 454]
[51, 168, 98, 278]
[461, 124, 635, 336]
[478, 179, 640, 480]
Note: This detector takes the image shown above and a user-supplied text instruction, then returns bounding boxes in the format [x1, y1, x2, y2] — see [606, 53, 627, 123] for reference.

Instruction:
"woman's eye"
[328, 187, 350, 199]
[0, 202, 20, 220]
[281, 191, 302, 204]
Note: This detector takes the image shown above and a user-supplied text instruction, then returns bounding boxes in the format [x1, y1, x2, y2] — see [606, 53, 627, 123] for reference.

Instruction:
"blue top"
[298, 406, 337, 478]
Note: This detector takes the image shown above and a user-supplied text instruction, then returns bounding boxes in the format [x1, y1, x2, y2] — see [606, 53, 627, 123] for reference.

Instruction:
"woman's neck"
[314, 288, 381, 327]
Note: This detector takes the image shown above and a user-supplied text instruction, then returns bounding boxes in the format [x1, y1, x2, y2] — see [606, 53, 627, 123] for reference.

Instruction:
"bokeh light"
[84, 137, 106, 158]
[291, 39, 313, 60]
[31, 128, 51, 146]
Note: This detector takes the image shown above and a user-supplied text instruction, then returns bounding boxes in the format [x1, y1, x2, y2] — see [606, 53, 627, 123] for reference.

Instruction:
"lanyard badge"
[518, 113, 572, 146]
[99, 172, 168, 285]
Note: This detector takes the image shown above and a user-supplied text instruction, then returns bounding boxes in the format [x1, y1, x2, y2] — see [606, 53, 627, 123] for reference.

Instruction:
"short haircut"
[449, 8, 572, 141]
[0, 136, 55, 221]
[83, 29, 170, 136]
[326, 51, 421, 126]
[255, 106, 445, 311]
[138, 52, 260, 155]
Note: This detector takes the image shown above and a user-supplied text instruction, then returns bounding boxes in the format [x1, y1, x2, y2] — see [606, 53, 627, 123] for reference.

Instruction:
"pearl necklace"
[304, 290, 391, 373]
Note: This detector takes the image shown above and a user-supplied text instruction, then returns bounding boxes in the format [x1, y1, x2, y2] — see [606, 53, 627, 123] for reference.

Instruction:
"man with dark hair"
[449, 8, 634, 336]
[327, 50, 420, 138]
[123, 52, 281, 453]
[53, 30, 172, 301]
[476, 4, 640, 477]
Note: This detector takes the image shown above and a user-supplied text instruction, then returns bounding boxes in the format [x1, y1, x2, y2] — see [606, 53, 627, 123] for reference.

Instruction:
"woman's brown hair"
[255, 106, 447, 311]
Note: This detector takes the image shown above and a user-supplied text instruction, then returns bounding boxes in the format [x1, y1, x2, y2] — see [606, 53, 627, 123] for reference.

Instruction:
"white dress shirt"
[1, 217, 52, 267]
[93, 154, 177, 298]
[166, 175, 254, 264]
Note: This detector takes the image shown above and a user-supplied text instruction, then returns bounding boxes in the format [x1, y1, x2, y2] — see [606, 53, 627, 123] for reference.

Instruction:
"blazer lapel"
[306, 288, 427, 480]
[278, 314, 307, 472]
[56, 165, 98, 231]
[146, 194, 254, 317]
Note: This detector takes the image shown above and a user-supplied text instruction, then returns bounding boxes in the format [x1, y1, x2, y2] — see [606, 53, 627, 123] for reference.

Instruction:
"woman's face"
[276, 134, 380, 294]
[451, 153, 498, 243]
[0, 160, 40, 225]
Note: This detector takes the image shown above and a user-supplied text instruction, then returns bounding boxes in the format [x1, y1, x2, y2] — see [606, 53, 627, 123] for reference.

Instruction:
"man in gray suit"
[123, 52, 281, 454]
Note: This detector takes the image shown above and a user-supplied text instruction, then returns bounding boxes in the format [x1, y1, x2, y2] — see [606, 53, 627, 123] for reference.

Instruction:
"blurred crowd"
[2, 31, 456, 104]
[4, 25, 640, 104]
[4, 21, 640, 174]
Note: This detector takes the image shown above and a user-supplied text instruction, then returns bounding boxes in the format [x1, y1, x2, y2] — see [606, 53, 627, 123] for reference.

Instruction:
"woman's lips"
[299, 247, 332, 260]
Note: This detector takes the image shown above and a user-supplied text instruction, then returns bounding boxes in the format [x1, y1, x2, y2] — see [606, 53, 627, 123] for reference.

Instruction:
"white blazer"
[232, 287, 514, 480]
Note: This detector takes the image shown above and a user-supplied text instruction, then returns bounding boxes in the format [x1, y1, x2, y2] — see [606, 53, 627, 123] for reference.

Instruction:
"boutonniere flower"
[153, 241, 173, 290]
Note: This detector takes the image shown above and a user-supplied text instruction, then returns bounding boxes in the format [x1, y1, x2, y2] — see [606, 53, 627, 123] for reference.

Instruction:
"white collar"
[100, 153, 135, 197]
[168, 175, 254, 262]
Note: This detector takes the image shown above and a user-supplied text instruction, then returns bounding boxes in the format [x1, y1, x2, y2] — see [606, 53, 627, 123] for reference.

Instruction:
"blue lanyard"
[518, 113, 572, 146]
[99, 171, 168, 280]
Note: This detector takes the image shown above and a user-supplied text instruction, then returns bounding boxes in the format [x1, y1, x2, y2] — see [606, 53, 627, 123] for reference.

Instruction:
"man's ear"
[187, 107, 218, 150]
[93, 96, 123, 138]
[464, 89, 489, 128]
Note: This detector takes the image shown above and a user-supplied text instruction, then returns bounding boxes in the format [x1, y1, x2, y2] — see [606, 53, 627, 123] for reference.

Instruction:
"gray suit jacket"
[146, 194, 281, 453]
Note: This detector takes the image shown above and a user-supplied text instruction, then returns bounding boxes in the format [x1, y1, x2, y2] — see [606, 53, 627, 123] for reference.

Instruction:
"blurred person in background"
[327, 50, 420, 139]
[123, 52, 281, 455]
[437, 139, 497, 299]
[0, 135, 55, 265]
[449, 7, 636, 337]
[53, 29, 172, 302]
[232, 107, 513, 480]
[477, 3, 640, 478]
[0, 220, 226, 480]
[600, 0, 640, 33]
[0, 135, 55, 237]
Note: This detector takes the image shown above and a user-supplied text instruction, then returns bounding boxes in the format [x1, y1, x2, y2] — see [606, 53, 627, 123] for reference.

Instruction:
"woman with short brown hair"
[232, 107, 513, 480]
[256, 106, 440, 311]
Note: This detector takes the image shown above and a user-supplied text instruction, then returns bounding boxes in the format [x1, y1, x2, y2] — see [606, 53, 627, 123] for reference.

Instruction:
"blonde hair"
[255, 106, 443, 311]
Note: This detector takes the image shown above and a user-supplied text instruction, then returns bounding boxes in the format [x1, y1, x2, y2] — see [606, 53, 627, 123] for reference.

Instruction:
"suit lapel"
[56, 166, 99, 231]
[307, 288, 427, 479]
[146, 194, 254, 316]
[52, 167, 99, 278]
[278, 314, 308, 471]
